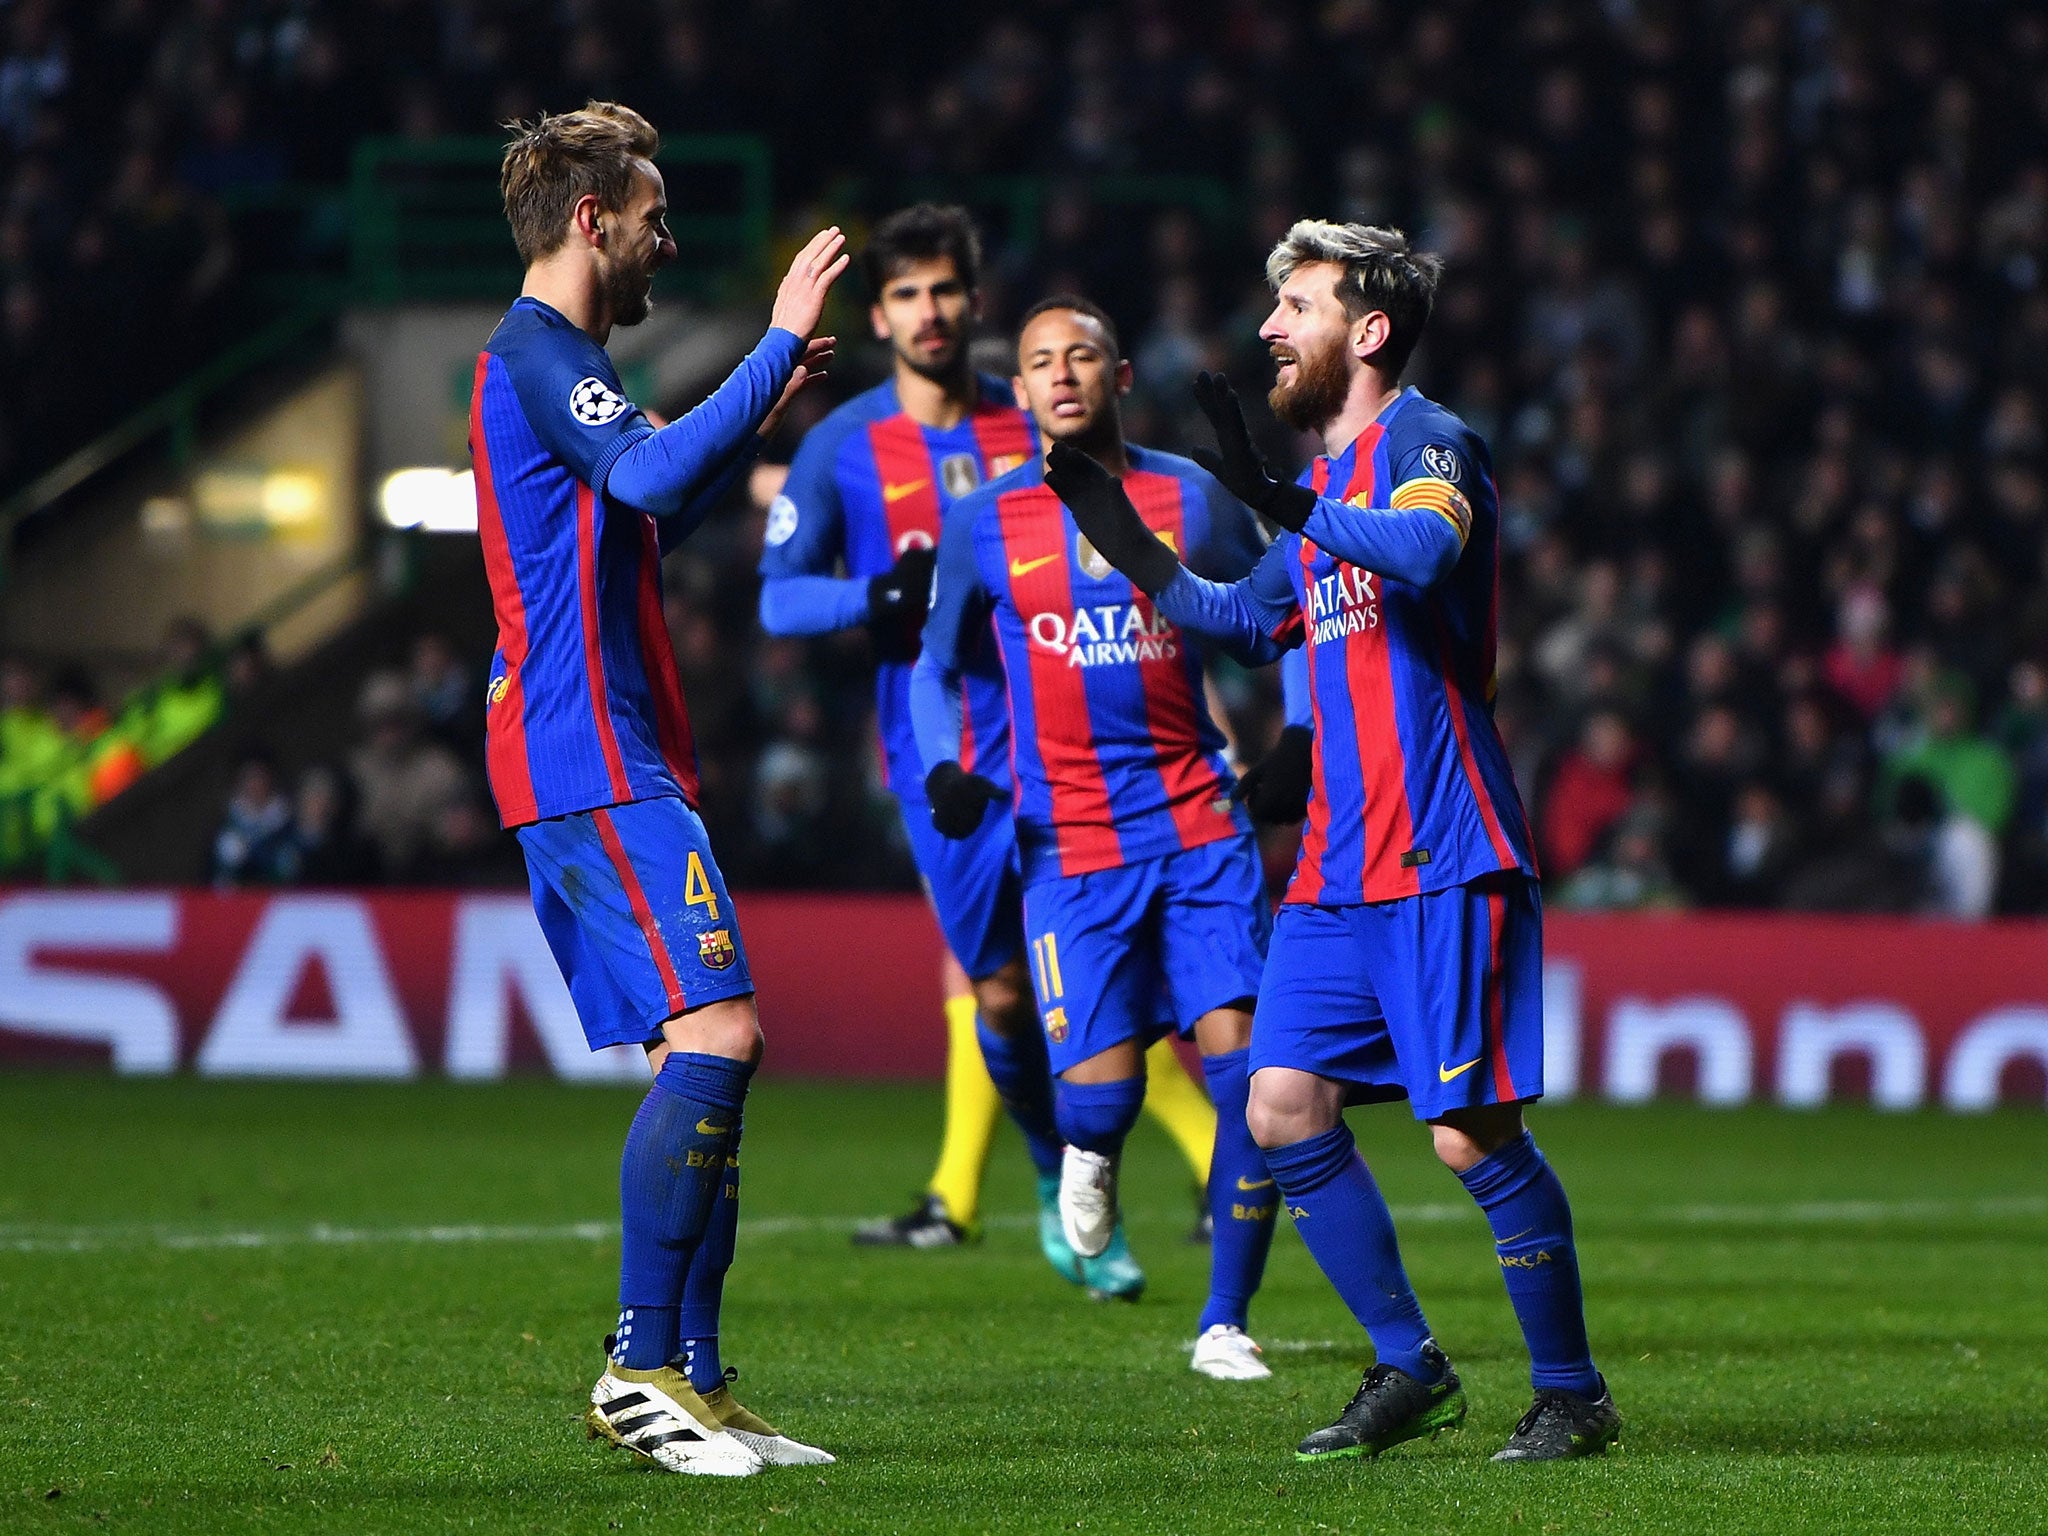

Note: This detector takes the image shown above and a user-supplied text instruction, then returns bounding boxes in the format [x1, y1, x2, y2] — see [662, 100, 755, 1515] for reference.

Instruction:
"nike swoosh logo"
[695, 1118, 731, 1135]
[1236, 1176, 1275, 1192]
[882, 479, 929, 503]
[1438, 1057, 1481, 1083]
[1497, 1227, 1535, 1245]
[1008, 554, 1060, 578]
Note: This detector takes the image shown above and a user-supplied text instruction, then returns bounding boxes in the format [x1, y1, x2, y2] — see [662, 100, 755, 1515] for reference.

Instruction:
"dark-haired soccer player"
[913, 298, 1280, 1380]
[1046, 221, 1620, 1460]
[473, 100, 845, 1475]
[758, 206, 1217, 1295]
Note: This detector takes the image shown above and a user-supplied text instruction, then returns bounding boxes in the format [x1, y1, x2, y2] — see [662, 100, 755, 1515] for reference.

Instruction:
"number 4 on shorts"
[685, 851, 721, 920]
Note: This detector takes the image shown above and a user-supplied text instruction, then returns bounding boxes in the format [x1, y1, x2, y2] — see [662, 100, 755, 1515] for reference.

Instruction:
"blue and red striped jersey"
[919, 446, 1267, 883]
[470, 297, 699, 827]
[758, 376, 1035, 793]
[1160, 389, 1537, 904]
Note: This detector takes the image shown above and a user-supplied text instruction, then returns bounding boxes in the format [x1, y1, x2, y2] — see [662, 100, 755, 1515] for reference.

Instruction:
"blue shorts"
[1251, 872, 1544, 1119]
[897, 785, 1026, 981]
[1021, 835, 1270, 1075]
[517, 796, 755, 1051]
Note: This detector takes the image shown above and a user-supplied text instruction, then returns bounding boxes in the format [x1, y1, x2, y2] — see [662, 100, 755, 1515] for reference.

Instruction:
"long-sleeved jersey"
[1150, 387, 1537, 904]
[914, 446, 1267, 884]
[472, 296, 798, 826]
[757, 375, 1035, 793]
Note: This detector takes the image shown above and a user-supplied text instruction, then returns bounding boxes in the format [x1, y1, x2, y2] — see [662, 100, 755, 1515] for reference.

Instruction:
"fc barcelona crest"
[698, 928, 737, 970]
[940, 453, 981, 498]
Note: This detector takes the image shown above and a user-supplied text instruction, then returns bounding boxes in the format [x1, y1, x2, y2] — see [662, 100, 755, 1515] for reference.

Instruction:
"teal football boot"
[1080, 1219, 1146, 1302]
[1036, 1172, 1084, 1285]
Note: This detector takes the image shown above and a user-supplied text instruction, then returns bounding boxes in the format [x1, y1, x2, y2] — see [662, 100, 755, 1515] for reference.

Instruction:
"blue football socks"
[1458, 1131, 1600, 1395]
[978, 1018, 1065, 1179]
[1263, 1122, 1439, 1382]
[677, 1119, 742, 1393]
[1197, 1049, 1277, 1333]
[613, 1051, 753, 1371]
[1054, 1074, 1145, 1154]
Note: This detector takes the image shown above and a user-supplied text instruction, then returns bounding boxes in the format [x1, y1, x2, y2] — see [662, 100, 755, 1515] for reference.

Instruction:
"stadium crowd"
[3, 0, 2047, 912]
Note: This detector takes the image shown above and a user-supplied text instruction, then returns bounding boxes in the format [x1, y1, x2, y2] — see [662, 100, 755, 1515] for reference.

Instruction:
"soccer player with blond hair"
[1047, 221, 1620, 1460]
[472, 100, 844, 1475]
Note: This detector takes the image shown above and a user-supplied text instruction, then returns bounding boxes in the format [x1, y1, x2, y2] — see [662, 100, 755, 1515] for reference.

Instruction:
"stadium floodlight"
[379, 467, 478, 533]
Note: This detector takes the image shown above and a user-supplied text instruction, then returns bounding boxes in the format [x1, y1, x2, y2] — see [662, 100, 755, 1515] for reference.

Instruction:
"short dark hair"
[1266, 220, 1444, 381]
[1015, 293, 1121, 362]
[500, 101, 660, 265]
[861, 203, 983, 298]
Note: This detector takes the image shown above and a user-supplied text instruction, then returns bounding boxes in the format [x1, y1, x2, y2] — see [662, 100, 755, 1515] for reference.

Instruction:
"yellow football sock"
[1142, 1038, 1216, 1188]
[926, 994, 1002, 1228]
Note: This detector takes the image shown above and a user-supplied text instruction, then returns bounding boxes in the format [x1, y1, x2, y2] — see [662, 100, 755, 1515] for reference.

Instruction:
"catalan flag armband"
[1388, 474, 1474, 546]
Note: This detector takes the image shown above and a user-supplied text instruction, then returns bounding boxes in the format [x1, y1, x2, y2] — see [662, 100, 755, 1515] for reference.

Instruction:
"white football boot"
[701, 1373, 836, 1466]
[587, 1360, 763, 1477]
[1190, 1324, 1273, 1381]
[1059, 1145, 1119, 1258]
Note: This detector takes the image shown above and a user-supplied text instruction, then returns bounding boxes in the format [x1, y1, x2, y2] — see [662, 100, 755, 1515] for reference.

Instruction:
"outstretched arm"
[1044, 443, 1300, 666]
[1298, 491, 1464, 588]
[613, 228, 849, 523]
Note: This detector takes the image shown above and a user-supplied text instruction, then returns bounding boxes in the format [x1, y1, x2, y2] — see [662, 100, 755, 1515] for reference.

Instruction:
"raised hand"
[1041, 442, 1182, 595]
[770, 227, 850, 340]
[867, 544, 936, 661]
[1191, 371, 1315, 532]
[759, 335, 835, 439]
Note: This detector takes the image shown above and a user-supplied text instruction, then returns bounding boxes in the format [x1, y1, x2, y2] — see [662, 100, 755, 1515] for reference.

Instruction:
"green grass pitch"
[2, 1075, 2044, 1534]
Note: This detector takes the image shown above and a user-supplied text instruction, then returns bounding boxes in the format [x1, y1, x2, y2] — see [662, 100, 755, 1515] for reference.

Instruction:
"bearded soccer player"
[913, 298, 1280, 1381]
[757, 206, 1218, 1294]
[1046, 221, 1620, 1460]
[473, 102, 846, 1475]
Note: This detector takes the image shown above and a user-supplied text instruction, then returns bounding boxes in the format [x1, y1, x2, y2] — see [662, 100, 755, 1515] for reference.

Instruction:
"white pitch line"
[0, 1194, 2038, 1257]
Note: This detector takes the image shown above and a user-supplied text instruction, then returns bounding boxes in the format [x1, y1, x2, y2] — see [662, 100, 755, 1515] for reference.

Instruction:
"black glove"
[925, 760, 1005, 839]
[1231, 724, 1315, 824]
[1191, 371, 1316, 532]
[867, 545, 937, 662]
[1042, 443, 1182, 595]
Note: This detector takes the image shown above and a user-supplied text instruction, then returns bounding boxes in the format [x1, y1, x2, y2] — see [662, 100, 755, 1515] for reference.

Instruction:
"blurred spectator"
[347, 671, 469, 879]
[410, 793, 525, 886]
[125, 617, 224, 766]
[409, 632, 481, 758]
[211, 747, 299, 887]
[1881, 674, 2017, 843]
[1555, 809, 1685, 912]
[1539, 709, 1637, 879]
[223, 632, 274, 705]
[292, 764, 380, 885]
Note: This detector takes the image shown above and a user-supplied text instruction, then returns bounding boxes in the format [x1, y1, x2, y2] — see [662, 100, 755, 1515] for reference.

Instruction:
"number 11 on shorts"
[1030, 933, 1063, 1001]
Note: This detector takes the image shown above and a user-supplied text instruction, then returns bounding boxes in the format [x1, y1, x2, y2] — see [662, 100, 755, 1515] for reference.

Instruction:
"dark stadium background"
[0, 0, 2039, 1105]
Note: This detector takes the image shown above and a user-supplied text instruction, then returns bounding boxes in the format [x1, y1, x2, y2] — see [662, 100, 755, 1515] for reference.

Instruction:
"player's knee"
[973, 963, 1033, 1038]
[663, 996, 764, 1067]
[1428, 1105, 1523, 1174]
[1246, 1071, 1332, 1150]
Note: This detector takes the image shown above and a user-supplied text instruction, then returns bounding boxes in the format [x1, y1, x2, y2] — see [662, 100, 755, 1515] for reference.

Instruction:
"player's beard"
[1268, 335, 1350, 433]
[605, 255, 657, 328]
[896, 326, 967, 386]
